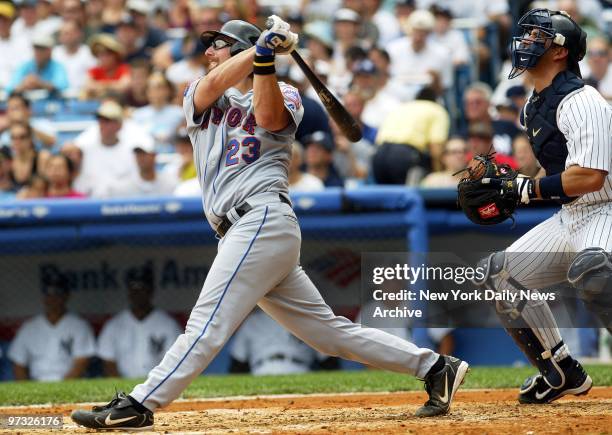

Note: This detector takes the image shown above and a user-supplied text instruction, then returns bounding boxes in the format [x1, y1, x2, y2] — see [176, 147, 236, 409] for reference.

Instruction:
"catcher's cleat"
[518, 359, 592, 404]
[71, 391, 153, 430]
[415, 356, 469, 417]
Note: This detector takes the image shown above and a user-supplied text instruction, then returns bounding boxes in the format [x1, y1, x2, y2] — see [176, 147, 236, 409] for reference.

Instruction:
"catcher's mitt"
[456, 154, 519, 225]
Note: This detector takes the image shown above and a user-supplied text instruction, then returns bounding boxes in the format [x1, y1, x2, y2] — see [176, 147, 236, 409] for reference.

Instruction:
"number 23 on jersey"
[225, 137, 261, 166]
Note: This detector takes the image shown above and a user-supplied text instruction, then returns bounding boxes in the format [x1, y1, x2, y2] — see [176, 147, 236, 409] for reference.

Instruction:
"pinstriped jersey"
[183, 79, 304, 228]
[557, 85, 612, 208]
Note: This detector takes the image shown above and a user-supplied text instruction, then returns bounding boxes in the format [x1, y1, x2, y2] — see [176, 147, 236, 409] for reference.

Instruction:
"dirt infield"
[1, 388, 611, 434]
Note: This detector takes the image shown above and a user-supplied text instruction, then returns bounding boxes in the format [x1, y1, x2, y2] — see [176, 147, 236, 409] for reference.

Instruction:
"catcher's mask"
[509, 9, 586, 79]
[200, 20, 261, 57]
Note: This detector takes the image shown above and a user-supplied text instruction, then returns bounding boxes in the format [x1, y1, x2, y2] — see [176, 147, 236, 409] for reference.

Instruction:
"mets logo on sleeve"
[281, 85, 302, 110]
[478, 203, 500, 219]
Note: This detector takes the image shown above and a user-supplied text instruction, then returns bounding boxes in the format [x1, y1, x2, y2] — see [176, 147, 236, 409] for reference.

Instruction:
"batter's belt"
[215, 192, 291, 238]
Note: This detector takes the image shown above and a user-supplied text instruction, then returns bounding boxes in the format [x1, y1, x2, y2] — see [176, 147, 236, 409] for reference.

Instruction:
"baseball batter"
[469, 9, 612, 404]
[71, 17, 468, 430]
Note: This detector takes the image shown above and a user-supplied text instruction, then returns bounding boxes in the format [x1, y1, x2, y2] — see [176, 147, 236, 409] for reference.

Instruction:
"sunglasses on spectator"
[211, 38, 233, 50]
[11, 134, 29, 140]
[444, 148, 466, 155]
[588, 49, 608, 57]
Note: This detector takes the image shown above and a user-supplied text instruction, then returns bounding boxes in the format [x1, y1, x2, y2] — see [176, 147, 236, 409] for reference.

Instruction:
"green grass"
[0, 365, 610, 407]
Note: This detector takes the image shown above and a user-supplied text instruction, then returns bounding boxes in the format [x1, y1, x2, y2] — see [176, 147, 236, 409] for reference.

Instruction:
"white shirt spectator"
[416, 0, 508, 25]
[74, 121, 151, 197]
[53, 45, 96, 95]
[99, 169, 178, 198]
[166, 60, 205, 89]
[361, 84, 402, 128]
[372, 9, 401, 46]
[132, 105, 184, 151]
[0, 34, 32, 88]
[231, 309, 327, 375]
[387, 36, 453, 101]
[429, 29, 470, 66]
[289, 173, 325, 193]
[8, 313, 95, 381]
[97, 309, 181, 378]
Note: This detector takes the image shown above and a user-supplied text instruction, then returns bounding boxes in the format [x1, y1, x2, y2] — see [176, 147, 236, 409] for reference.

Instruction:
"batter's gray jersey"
[183, 78, 304, 229]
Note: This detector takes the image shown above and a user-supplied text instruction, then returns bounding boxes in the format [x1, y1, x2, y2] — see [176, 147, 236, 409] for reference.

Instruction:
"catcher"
[458, 8, 611, 404]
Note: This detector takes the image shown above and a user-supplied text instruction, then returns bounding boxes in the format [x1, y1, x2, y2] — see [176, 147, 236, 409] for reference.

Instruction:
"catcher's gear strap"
[474, 252, 568, 388]
[568, 248, 612, 331]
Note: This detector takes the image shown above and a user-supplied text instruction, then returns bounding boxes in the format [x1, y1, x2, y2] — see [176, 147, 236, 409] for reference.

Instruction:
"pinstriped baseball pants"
[496, 202, 612, 358]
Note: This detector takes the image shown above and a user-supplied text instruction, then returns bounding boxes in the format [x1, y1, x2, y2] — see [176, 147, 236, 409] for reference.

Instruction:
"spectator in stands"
[83, 33, 130, 100]
[126, 0, 167, 51]
[10, 0, 38, 47]
[374, 87, 450, 185]
[8, 121, 50, 189]
[0, 1, 31, 87]
[6, 32, 69, 96]
[421, 138, 469, 188]
[584, 36, 612, 101]
[513, 133, 540, 178]
[34, 0, 62, 36]
[100, 141, 177, 198]
[354, 58, 400, 142]
[116, 14, 150, 63]
[84, 0, 105, 37]
[100, 0, 125, 29]
[289, 141, 324, 193]
[466, 121, 518, 169]
[163, 128, 196, 185]
[132, 72, 183, 151]
[333, 92, 374, 181]
[45, 154, 86, 198]
[459, 82, 521, 156]
[60, 143, 87, 195]
[0, 149, 16, 200]
[387, 9, 452, 101]
[165, 39, 206, 95]
[8, 274, 95, 381]
[429, 5, 470, 67]
[53, 20, 96, 98]
[72, 99, 146, 197]
[329, 8, 364, 95]
[302, 131, 344, 188]
[61, 0, 89, 36]
[230, 307, 339, 375]
[15, 173, 47, 199]
[97, 265, 181, 378]
[361, 0, 401, 46]
[0, 92, 56, 149]
[125, 59, 152, 108]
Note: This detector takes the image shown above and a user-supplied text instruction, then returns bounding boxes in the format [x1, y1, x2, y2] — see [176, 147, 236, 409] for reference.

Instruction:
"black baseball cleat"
[71, 391, 153, 430]
[415, 356, 469, 417]
[518, 359, 592, 404]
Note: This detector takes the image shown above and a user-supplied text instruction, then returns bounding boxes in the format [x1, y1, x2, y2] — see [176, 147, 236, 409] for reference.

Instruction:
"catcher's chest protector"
[523, 70, 584, 175]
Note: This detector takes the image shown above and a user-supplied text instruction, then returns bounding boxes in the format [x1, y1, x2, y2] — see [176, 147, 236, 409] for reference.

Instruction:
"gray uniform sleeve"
[182, 77, 229, 129]
[275, 82, 305, 136]
[559, 87, 612, 173]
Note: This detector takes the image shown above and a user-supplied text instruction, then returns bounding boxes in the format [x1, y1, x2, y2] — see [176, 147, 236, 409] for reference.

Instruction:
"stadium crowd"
[0, 0, 611, 380]
[0, 0, 609, 200]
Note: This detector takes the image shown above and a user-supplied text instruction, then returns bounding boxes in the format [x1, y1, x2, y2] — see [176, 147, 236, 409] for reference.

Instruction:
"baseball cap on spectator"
[430, 4, 453, 19]
[127, 0, 150, 16]
[304, 21, 334, 50]
[334, 8, 360, 23]
[302, 131, 334, 153]
[32, 32, 55, 49]
[133, 141, 156, 154]
[352, 59, 378, 76]
[506, 85, 527, 99]
[468, 121, 494, 139]
[0, 1, 15, 19]
[407, 9, 435, 31]
[96, 100, 123, 121]
[89, 33, 125, 57]
[42, 274, 70, 295]
[125, 265, 154, 290]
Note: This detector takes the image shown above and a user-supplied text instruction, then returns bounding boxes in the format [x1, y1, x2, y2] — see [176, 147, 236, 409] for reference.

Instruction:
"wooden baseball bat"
[264, 19, 363, 142]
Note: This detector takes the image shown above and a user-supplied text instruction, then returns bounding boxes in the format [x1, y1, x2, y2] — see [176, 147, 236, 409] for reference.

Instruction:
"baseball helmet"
[200, 20, 261, 57]
[509, 9, 587, 79]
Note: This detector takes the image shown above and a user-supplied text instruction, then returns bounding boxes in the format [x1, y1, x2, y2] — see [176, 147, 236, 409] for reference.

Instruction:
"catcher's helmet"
[509, 9, 587, 79]
[200, 20, 261, 57]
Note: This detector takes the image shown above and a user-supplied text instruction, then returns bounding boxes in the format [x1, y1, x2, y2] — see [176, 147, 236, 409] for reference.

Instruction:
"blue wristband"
[538, 173, 571, 200]
[255, 45, 274, 56]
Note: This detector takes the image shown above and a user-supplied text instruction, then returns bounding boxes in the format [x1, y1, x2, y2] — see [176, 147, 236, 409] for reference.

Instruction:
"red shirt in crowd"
[466, 152, 519, 170]
[88, 64, 130, 82]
